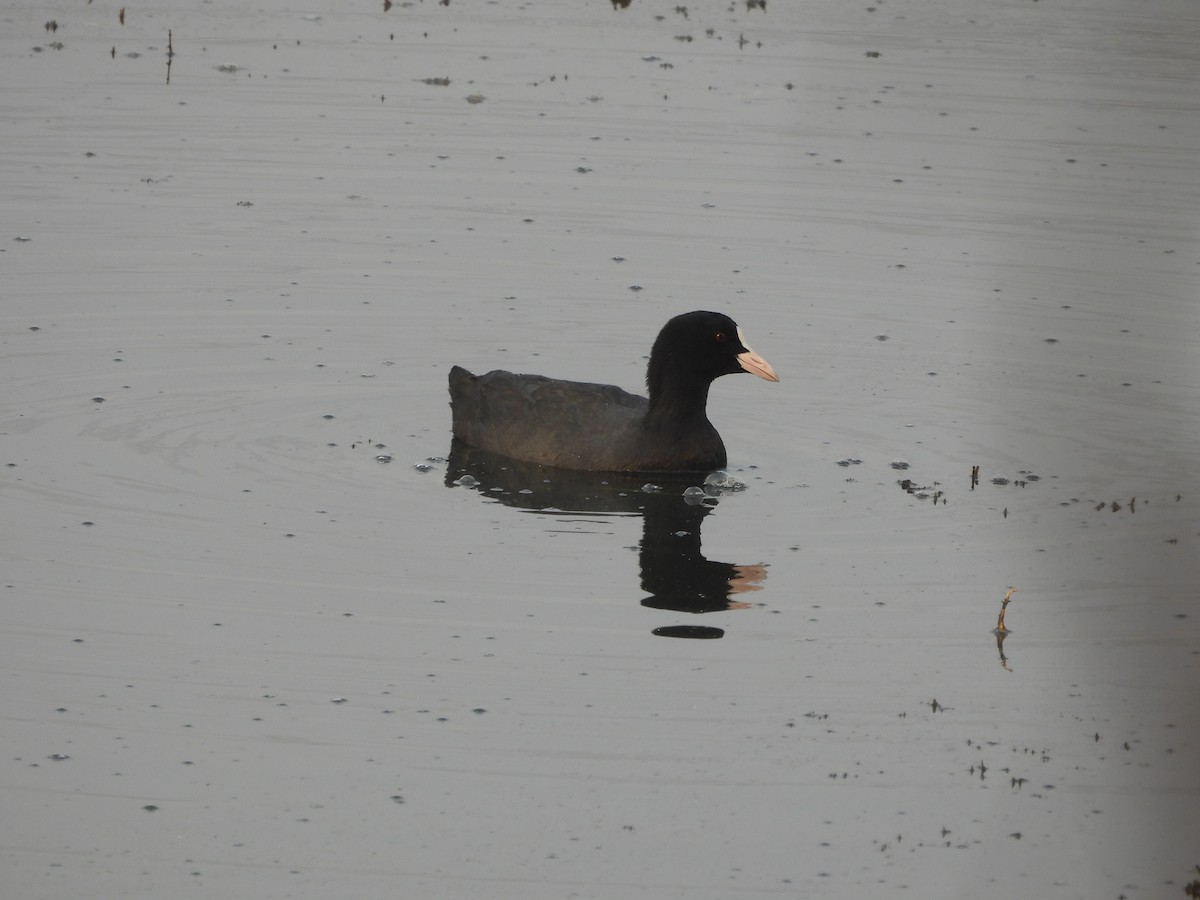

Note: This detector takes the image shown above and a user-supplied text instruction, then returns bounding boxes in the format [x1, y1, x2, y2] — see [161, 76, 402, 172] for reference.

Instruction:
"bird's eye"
[714, 332, 728, 342]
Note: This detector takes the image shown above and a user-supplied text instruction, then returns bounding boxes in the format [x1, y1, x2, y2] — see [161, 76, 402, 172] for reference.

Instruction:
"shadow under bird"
[448, 310, 778, 472]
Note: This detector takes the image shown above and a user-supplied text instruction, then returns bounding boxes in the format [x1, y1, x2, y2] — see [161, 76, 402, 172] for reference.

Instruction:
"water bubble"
[703, 470, 746, 493]
[455, 475, 479, 487]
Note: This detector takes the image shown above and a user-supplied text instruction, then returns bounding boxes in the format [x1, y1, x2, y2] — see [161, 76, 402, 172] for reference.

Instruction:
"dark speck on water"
[652, 625, 725, 639]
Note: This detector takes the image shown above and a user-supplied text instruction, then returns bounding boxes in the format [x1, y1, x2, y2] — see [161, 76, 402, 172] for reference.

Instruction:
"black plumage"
[448, 310, 778, 472]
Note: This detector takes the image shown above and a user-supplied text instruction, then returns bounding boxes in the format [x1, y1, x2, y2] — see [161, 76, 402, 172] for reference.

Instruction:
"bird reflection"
[444, 440, 767, 638]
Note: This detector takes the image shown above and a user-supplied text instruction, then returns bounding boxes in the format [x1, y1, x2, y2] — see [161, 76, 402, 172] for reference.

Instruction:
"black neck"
[646, 370, 712, 425]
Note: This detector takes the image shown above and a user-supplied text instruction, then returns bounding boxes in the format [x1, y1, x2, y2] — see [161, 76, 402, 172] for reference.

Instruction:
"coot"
[448, 310, 778, 472]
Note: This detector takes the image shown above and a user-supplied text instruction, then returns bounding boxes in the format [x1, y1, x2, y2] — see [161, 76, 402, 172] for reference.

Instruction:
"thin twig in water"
[995, 587, 1017, 633]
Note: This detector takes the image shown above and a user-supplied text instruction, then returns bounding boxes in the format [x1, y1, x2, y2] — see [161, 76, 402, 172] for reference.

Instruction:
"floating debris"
[898, 479, 944, 503]
[994, 587, 1017, 633]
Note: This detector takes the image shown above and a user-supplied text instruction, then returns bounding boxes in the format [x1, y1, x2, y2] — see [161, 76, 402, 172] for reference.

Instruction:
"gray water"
[3, 1, 1198, 896]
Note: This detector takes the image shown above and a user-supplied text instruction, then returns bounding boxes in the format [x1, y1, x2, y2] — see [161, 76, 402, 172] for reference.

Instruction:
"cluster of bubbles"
[640, 470, 747, 504]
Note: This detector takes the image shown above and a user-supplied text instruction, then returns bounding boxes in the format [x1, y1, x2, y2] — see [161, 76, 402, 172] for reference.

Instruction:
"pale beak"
[734, 326, 779, 381]
[737, 347, 779, 382]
